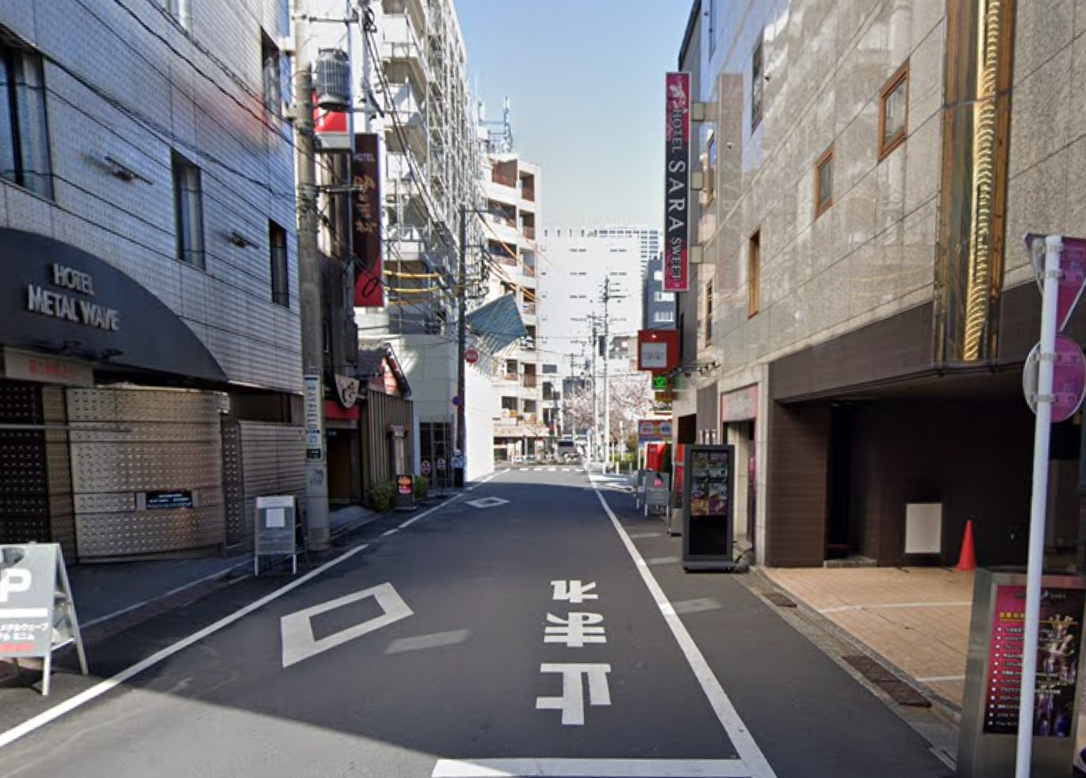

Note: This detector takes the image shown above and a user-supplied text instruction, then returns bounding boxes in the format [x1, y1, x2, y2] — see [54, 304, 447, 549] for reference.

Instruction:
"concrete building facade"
[0, 0, 304, 561]
[675, 0, 1085, 569]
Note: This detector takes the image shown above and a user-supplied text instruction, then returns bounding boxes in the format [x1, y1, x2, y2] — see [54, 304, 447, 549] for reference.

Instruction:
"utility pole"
[456, 205, 468, 466]
[589, 318, 599, 466]
[602, 278, 611, 473]
[293, 0, 330, 551]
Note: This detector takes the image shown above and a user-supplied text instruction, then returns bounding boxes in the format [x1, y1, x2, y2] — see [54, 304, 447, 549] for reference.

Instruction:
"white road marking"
[431, 758, 750, 777]
[550, 580, 598, 603]
[646, 556, 681, 566]
[536, 663, 612, 725]
[628, 532, 663, 539]
[385, 629, 469, 655]
[672, 598, 723, 615]
[0, 544, 371, 751]
[592, 487, 778, 778]
[382, 529, 400, 537]
[467, 497, 510, 509]
[81, 559, 253, 629]
[280, 582, 413, 668]
[547, 467, 557, 472]
[818, 601, 970, 614]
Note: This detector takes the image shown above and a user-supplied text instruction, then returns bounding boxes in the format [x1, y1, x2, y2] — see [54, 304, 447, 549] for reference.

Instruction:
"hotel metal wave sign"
[26, 263, 121, 332]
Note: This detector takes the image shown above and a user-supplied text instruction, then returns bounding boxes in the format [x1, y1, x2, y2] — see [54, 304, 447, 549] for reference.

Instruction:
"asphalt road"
[0, 467, 952, 778]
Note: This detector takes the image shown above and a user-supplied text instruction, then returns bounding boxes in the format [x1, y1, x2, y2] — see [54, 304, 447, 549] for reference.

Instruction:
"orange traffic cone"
[954, 520, 977, 572]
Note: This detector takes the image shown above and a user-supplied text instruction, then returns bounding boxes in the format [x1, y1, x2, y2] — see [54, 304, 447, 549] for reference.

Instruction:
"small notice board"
[255, 495, 299, 575]
[0, 543, 88, 696]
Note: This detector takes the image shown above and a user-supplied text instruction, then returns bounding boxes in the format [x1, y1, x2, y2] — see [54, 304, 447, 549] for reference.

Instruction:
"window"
[704, 280, 713, 345]
[879, 62, 909, 160]
[654, 291, 675, 302]
[261, 32, 283, 116]
[751, 34, 764, 131]
[704, 133, 716, 202]
[0, 41, 53, 199]
[816, 146, 834, 217]
[654, 311, 675, 324]
[270, 220, 289, 307]
[748, 230, 761, 317]
[172, 151, 205, 268]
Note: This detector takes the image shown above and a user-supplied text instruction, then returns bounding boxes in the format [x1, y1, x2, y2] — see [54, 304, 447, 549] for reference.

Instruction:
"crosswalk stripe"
[432, 758, 750, 777]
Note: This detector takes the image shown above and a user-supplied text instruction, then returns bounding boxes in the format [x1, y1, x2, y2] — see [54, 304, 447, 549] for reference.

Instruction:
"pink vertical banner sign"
[664, 72, 690, 292]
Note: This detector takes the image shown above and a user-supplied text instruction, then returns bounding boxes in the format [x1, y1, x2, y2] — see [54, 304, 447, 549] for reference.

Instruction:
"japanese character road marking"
[544, 612, 607, 648]
[550, 580, 598, 603]
[536, 663, 612, 725]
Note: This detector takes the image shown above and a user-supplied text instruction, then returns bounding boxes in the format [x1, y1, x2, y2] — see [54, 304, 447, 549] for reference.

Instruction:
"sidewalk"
[761, 566, 973, 713]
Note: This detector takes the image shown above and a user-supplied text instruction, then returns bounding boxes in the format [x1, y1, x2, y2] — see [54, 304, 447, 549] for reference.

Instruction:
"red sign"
[638, 419, 673, 441]
[352, 133, 384, 307]
[465, 347, 479, 365]
[664, 73, 690, 292]
[637, 329, 679, 373]
[397, 475, 413, 496]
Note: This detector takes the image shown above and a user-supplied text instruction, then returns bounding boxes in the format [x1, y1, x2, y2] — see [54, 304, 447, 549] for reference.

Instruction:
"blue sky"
[457, 1, 691, 230]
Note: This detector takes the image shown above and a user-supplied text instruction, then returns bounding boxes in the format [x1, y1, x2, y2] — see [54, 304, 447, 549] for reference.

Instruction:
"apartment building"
[482, 140, 545, 462]
[326, 0, 485, 478]
[0, 0, 304, 561]
[675, 0, 1082, 569]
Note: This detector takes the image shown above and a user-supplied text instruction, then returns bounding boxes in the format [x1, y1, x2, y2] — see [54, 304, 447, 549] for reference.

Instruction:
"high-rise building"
[588, 226, 661, 278]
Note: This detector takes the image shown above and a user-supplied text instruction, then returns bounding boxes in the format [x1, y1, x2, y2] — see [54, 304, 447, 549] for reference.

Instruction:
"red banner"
[352, 133, 384, 307]
[664, 73, 690, 292]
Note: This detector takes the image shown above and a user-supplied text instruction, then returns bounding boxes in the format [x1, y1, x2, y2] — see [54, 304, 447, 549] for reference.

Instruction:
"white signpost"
[1016, 235, 1086, 777]
[0, 544, 88, 696]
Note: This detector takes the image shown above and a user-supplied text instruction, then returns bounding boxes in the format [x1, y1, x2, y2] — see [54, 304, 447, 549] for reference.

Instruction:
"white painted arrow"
[280, 582, 412, 668]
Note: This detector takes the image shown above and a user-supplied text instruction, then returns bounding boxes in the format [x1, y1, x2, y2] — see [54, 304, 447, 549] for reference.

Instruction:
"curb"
[740, 568, 963, 724]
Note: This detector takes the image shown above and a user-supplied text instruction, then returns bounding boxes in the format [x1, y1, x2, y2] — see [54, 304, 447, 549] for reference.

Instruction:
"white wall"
[465, 363, 497, 480]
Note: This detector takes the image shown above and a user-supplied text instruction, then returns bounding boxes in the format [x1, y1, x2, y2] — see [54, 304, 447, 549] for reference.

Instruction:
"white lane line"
[628, 532, 663, 539]
[0, 544, 371, 751]
[818, 601, 970, 614]
[385, 629, 470, 655]
[673, 598, 723, 615]
[592, 487, 778, 778]
[382, 529, 400, 537]
[432, 758, 750, 777]
[646, 556, 681, 566]
[399, 469, 505, 529]
[81, 559, 253, 629]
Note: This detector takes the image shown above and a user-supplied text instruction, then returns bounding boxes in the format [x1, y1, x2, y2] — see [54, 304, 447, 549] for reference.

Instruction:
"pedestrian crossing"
[524, 466, 580, 472]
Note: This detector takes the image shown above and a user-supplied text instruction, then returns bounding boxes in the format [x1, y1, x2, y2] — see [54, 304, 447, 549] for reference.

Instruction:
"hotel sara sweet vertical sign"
[664, 72, 690, 293]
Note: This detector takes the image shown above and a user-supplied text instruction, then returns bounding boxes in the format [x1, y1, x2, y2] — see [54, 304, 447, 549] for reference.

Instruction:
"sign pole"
[1016, 233, 1063, 777]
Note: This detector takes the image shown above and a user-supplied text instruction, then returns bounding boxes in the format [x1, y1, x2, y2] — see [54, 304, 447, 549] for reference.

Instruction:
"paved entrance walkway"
[763, 566, 974, 711]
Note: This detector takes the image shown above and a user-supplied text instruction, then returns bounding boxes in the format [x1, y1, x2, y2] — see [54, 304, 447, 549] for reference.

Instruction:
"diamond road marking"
[432, 758, 750, 777]
[280, 582, 412, 668]
[467, 497, 510, 509]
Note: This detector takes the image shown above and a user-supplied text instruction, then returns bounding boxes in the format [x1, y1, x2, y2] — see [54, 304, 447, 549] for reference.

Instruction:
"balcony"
[521, 224, 535, 241]
[492, 170, 516, 187]
[521, 186, 535, 202]
[390, 79, 423, 119]
[523, 374, 538, 389]
[381, 15, 427, 85]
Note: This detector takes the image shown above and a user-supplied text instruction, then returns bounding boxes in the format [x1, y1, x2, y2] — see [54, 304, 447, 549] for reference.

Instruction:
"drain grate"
[763, 591, 797, 608]
[842, 655, 931, 707]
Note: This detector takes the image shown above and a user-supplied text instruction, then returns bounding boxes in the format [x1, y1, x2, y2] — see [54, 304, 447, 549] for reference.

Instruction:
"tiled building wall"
[1004, 1, 1086, 287]
[697, 0, 945, 383]
[0, 0, 300, 392]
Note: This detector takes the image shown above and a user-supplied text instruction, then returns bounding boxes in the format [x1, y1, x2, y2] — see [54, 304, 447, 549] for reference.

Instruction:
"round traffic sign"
[465, 347, 480, 364]
[437, 457, 447, 471]
[421, 460, 431, 476]
[1023, 334, 1086, 422]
